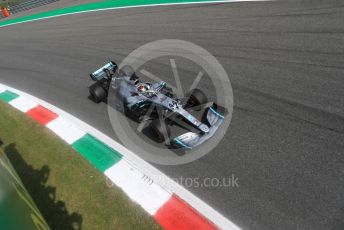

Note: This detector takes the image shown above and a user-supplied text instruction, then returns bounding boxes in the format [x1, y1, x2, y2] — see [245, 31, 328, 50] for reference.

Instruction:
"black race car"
[88, 61, 225, 149]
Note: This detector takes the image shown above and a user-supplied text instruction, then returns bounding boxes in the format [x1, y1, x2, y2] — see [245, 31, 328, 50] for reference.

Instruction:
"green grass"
[0, 101, 161, 230]
[0, 0, 224, 27]
[0, 0, 25, 8]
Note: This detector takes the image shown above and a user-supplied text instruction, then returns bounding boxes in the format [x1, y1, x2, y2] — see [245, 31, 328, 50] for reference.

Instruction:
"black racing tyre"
[150, 119, 171, 143]
[186, 88, 207, 110]
[120, 65, 138, 80]
[89, 84, 107, 103]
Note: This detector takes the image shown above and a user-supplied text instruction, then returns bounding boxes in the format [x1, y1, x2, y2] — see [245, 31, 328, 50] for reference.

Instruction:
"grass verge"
[0, 101, 161, 230]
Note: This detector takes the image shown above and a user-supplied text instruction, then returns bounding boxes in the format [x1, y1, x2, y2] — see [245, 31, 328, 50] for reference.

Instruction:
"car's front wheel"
[150, 119, 171, 143]
[185, 88, 207, 110]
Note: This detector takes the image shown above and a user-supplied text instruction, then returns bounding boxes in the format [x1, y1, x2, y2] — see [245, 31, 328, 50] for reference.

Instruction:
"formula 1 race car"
[88, 61, 225, 150]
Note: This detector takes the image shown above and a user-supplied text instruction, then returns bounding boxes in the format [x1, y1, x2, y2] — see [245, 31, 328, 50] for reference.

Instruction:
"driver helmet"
[137, 83, 150, 92]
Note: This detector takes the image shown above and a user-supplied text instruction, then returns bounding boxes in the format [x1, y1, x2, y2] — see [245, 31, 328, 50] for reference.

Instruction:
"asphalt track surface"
[0, 0, 344, 229]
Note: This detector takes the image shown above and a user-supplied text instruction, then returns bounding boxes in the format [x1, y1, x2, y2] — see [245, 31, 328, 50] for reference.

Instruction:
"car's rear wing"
[90, 61, 118, 81]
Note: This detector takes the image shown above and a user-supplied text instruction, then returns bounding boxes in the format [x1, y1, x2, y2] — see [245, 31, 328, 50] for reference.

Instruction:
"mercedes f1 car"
[88, 61, 225, 150]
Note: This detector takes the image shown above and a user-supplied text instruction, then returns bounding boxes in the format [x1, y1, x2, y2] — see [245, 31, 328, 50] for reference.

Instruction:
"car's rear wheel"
[120, 65, 138, 80]
[150, 119, 171, 143]
[185, 88, 207, 110]
[89, 83, 107, 103]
